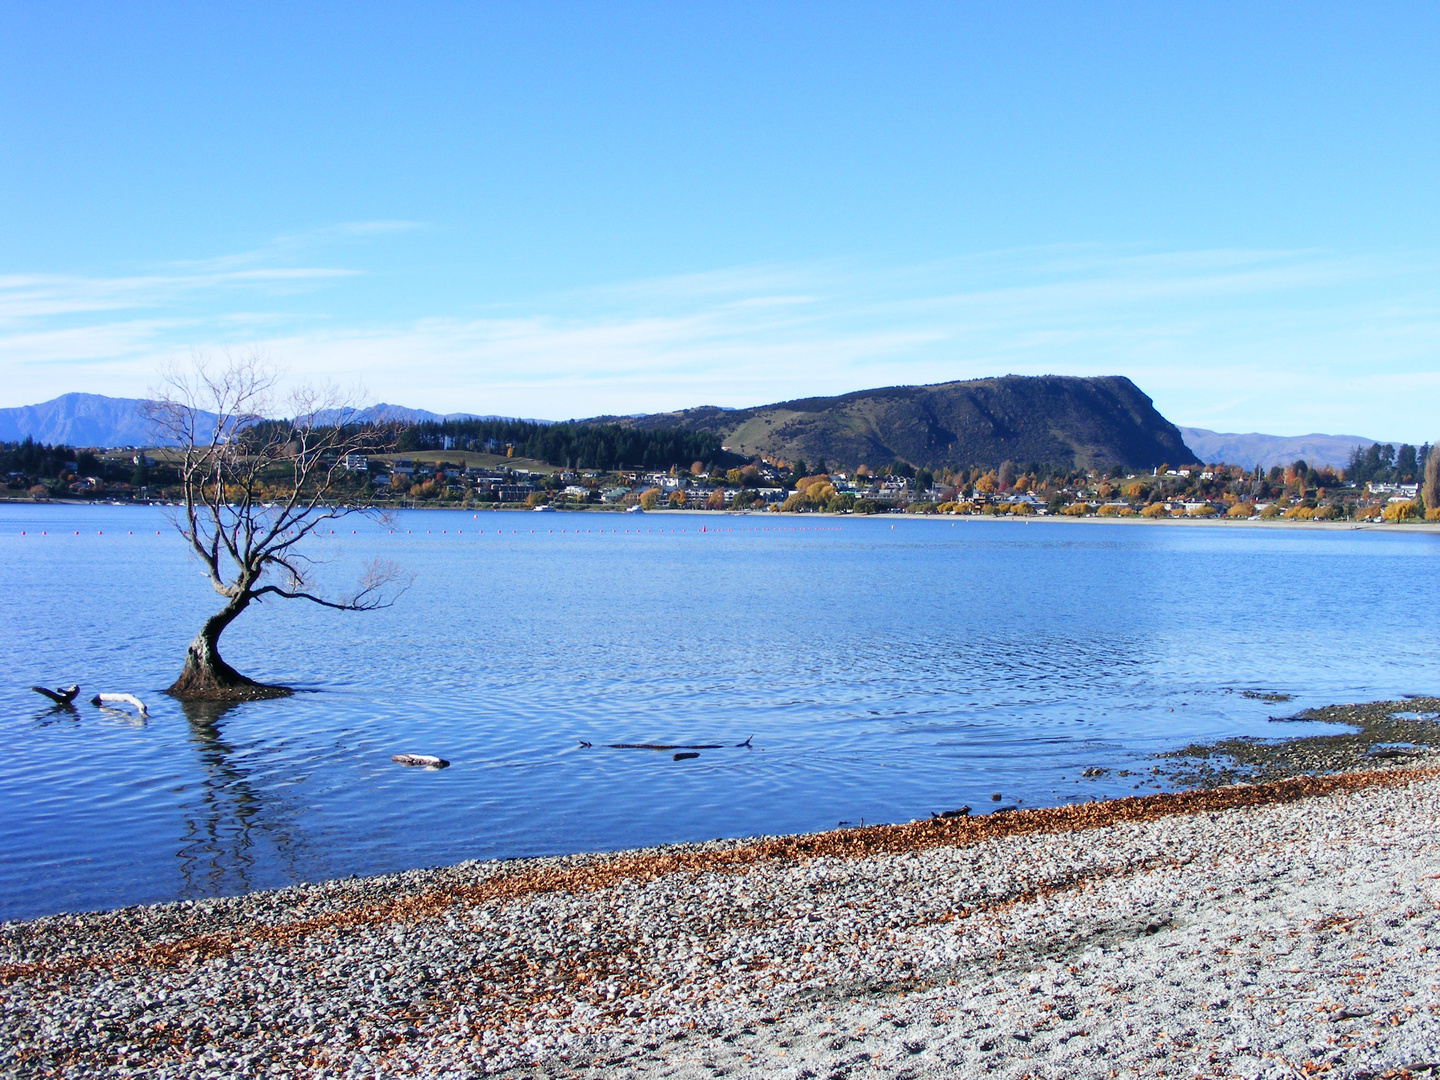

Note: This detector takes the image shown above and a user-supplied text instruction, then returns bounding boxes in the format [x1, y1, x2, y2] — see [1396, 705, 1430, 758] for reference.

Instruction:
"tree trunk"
[166, 597, 292, 700]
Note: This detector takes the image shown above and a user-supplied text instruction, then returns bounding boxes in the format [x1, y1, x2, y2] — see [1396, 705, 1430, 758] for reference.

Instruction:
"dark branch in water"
[31, 685, 78, 705]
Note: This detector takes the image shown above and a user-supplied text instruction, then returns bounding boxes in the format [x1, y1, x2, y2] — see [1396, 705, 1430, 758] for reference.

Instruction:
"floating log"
[31, 685, 79, 705]
[608, 743, 723, 751]
[672, 752, 700, 761]
[392, 754, 450, 769]
[90, 693, 149, 715]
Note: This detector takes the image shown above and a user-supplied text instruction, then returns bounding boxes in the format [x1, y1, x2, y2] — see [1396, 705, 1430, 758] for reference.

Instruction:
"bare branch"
[146, 351, 407, 696]
[252, 558, 411, 611]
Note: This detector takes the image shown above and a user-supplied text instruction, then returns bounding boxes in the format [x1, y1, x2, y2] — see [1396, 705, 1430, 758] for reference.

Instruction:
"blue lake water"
[1, 505, 1437, 921]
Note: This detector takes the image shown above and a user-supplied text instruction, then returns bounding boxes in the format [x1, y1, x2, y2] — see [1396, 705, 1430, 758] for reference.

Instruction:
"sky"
[1, 2, 1437, 440]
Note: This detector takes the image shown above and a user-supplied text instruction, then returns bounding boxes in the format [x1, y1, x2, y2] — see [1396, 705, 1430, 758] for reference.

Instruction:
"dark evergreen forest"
[395, 418, 737, 471]
[1, 438, 95, 477]
[1344, 442, 1431, 485]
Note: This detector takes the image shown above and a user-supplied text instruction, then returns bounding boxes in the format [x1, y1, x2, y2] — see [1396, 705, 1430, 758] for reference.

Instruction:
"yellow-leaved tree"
[805, 480, 837, 503]
[1423, 444, 1440, 520]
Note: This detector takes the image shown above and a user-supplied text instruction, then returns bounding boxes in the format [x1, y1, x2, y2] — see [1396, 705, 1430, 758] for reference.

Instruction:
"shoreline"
[6, 759, 1440, 1078]
[2, 499, 1437, 533]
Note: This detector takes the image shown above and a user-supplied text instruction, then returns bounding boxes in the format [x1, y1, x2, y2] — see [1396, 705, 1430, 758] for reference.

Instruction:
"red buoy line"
[10, 519, 847, 538]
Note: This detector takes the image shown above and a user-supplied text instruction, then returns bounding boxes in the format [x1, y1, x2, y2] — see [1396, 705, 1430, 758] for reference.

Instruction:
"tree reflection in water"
[176, 700, 300, 899]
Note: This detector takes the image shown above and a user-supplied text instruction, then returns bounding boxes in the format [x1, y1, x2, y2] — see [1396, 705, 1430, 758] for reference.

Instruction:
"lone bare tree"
[146, 354, 409, 700]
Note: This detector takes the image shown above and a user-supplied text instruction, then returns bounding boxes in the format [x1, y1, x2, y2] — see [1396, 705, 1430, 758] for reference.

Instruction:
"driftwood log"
[605, 736, 754, 751]
[31, 685, 79, 705]
[90, 693, 149, 716]
[391, 754, 450, 769]
[609, 742, 723, 751]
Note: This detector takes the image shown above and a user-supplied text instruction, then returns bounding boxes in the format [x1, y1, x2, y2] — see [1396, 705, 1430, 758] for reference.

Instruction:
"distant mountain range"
[0, 389, 1396, 473]
[0, 394, 491, 447]
[1177, 428, 1380, 471]
[592, 375, 1197, 471]
[0, 393, 168, 448]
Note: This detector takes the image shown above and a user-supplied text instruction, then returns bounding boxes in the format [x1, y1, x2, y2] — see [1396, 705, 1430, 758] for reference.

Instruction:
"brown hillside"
[591, 375, 1196, 471]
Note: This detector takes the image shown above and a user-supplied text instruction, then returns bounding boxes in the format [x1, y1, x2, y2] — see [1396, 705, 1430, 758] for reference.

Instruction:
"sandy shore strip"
[4, 769, 1440, 1079]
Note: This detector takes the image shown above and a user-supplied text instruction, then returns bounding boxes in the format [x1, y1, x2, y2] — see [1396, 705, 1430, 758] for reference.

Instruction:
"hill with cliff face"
[593, 375, 1197, 471]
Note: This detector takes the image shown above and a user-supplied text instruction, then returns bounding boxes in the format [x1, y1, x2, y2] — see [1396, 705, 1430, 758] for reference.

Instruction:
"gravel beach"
[4, 767, 1439, 1079]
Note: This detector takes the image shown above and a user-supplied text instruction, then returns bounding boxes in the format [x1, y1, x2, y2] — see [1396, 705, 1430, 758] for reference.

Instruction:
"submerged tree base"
[164, 680, 294, 702]
[166, 620, 297, 702]
[165, 652, 294, 702]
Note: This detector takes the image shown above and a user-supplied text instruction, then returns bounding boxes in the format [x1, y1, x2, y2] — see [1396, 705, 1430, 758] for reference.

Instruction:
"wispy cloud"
[0, 267, 356, 325]
[1, 236, 1437, 440]
[159, 219, 424, 275]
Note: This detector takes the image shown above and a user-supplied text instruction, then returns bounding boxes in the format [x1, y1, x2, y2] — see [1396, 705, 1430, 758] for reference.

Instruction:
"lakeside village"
[3, 434, 1437, 523]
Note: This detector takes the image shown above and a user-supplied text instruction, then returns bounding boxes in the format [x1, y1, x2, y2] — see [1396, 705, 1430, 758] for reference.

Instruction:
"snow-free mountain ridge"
[1177, 428, 1382, 471]
[0, 394, 487, 447]
[0, 391, 1397, 472]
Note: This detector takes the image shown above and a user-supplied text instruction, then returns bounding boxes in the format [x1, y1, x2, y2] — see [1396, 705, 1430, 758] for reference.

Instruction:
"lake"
[1, 505, 1436, 921]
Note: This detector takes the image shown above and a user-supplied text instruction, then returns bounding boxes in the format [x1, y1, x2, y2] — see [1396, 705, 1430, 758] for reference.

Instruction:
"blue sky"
[2, 3, 1436, 439]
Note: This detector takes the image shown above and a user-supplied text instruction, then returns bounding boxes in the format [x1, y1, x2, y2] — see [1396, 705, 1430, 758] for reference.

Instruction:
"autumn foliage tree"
[1424, 444, 1440, 517]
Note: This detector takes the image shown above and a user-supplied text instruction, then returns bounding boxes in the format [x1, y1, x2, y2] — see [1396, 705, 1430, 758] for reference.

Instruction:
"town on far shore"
[2, 434, 1436, 524]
